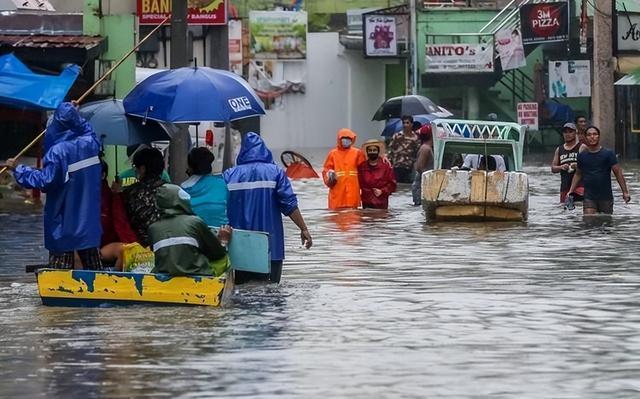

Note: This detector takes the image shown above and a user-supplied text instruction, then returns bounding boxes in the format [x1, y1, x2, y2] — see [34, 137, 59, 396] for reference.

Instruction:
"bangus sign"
[519, 1, 569, 45]
[137, 0, 227, 26]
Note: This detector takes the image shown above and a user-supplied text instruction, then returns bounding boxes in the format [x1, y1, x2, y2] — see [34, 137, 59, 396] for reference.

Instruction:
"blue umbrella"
[123, 67, 265, 123]
[79, 99, 170, 145]
[381, 114, 441, 137]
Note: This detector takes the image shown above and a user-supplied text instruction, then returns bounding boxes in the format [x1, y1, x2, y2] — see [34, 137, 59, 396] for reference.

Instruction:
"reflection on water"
[1, 159, 640, 397]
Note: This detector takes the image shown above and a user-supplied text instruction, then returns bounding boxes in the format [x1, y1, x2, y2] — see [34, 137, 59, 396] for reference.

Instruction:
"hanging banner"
[495, 28, 526, 71]
[517, 102, 538, 131]
[519, 1, 569, 45]
[617, 12, 640, 53]
[425, 43, 494, 73]
[137, 0, 227, 25]
[249, 11, 307, 60]
[364, 15, 398, 57]
[229, 19, 243, 75]
[548, 60, 591, 98]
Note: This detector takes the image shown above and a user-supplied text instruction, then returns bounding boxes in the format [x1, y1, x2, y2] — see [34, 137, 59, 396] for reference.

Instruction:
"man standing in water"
[575, 115, 588, 144]
[388, 115, 420, 184]
[5, 102, 103, 269]
[551, 122, 584, 204]
[568, 126, 630, 214]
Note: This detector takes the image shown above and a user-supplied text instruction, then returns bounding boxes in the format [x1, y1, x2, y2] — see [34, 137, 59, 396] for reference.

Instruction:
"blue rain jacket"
[223, 133, 298, 261]
[181, 173, 229, 227]
[14, 102, 102, 253]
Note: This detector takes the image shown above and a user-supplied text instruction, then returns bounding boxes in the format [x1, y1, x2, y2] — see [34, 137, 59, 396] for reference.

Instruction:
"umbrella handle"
[0, 15, 171, 177]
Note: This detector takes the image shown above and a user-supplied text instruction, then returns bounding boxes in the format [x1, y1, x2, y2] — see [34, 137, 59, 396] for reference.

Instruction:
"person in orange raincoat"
[322, 128, 366, 209]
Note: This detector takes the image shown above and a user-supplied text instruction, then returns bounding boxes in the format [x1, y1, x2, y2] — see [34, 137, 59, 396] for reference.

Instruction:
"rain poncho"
[181, 173, 229, 227]
[223, 133, 298, 261]
[149, 184, 228, 276]
[13, 102, 102, 253]
[322, 128, 366, 209]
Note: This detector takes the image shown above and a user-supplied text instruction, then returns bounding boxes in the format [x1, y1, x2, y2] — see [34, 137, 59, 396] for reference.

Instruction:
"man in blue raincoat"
[6, 102, 103, 269]
[223, 132, 312, 283]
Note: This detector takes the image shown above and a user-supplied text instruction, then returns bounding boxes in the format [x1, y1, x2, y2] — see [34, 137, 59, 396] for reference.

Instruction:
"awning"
[0, 53, 80, 109]
[614, 74, 640, 86]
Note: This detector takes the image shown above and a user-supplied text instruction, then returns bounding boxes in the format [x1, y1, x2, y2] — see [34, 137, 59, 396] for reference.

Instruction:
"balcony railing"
[421, 0, 499, 8]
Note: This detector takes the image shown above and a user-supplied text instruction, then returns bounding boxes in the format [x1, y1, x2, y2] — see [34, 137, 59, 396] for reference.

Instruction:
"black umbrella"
[372, 95, 452, 121]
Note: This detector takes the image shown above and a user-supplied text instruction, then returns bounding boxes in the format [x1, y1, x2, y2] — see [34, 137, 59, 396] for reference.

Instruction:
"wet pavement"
[1, 155, 640, 398]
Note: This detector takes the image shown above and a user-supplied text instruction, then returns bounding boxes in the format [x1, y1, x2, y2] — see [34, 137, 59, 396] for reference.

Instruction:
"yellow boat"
[36, 268, 234, 307]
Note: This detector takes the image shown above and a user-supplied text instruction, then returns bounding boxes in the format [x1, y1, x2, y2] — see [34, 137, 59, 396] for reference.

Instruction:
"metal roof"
[0, 34, 104, 49]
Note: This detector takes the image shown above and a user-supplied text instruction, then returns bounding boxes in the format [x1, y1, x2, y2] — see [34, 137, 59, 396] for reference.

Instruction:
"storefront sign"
[249, 11, 307, 60]
[517, 102, 538, 131]
[137, 0, 227, 25]
[364, 15, 397, 57]
[617, 12, 640, 53]
[548, 60, 591, 98]
[425, 43, 494, 73]
[519, 1, 569, 45]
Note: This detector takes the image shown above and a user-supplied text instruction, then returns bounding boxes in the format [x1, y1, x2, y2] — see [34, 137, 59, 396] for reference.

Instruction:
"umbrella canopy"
[123, 66, 266, 123]
[79, 99, 170, 146]
[381, 114, 444, 137]
[372, 95, 452, 121]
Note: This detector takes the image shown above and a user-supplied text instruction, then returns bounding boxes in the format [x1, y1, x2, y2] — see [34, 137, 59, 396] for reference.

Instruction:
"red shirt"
[357, 159, 397, 209]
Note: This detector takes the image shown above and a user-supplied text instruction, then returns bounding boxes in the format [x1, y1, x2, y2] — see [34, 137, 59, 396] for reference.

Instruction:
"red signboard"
[137, 0, 227, 26]
[519, 1, 569, 45]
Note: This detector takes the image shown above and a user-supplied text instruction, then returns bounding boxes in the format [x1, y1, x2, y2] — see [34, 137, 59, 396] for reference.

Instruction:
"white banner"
[517, 102, 538, 131]
[548, 60, 591, 98]
[495, 28, 526, 71]
[425, 43, 494, 73]
[364, 15, 397, 57]
[228, 19, 243, 75]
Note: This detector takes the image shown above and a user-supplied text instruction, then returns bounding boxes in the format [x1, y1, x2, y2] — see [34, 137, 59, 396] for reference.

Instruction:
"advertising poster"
[517, 102, 538, 131]
[229, 19, 243, 75]
[249, 11, 307, 59]
[548, 60, 591, 98]
[519, 1, 569, 45]
[137, 0, 227, 25]
[425, 43, 494, 73]
[495, 28, 526, 71]
[364, 15, 397, 57]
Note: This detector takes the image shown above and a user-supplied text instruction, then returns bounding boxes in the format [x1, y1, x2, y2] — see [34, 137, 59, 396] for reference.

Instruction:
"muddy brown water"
[1, 157, 640, 398]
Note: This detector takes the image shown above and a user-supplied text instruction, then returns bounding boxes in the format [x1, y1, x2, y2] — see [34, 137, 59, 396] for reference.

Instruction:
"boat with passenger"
[35, 229, 269, 307]
[421, 119, 529, 222]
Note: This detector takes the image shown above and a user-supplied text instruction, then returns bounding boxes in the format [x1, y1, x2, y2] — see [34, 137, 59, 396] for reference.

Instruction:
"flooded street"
[2, 156, 640, 398]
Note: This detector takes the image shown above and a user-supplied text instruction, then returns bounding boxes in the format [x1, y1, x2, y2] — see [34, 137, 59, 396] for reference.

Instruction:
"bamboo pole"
[0, 15, 171, 177]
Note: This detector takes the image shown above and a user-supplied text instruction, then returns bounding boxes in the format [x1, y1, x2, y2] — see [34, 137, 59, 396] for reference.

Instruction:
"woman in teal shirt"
[181, 147, 229, 227]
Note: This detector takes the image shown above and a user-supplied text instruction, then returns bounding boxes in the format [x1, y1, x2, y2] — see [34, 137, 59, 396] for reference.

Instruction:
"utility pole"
[169, 0, 190, 184]
[591, 0, 615, 149]
[409, 0, 418, 95]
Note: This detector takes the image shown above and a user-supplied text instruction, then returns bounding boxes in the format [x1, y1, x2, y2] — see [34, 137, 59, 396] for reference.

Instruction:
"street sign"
[517, 102, 538, 131]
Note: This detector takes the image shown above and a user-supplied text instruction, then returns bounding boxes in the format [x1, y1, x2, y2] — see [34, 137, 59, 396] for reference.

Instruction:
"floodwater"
[1, 156, 640, 398]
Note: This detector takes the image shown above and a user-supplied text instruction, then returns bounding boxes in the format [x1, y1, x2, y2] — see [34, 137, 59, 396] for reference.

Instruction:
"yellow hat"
[362, 139, 385, 156]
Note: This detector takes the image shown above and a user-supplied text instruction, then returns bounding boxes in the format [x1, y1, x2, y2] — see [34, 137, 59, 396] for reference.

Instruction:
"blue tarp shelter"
[0, 53, 80, 110]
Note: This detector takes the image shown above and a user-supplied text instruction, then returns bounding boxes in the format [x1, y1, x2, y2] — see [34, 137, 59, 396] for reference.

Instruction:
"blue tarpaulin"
[0, 53, 80, 110]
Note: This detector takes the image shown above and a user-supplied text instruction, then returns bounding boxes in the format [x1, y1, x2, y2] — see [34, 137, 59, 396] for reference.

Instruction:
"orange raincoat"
[322, 128, 366, 210]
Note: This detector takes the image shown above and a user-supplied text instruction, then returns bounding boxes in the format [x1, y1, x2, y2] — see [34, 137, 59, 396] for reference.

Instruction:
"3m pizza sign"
[137, 0, 227, 25]
[519, 1, 569, 45]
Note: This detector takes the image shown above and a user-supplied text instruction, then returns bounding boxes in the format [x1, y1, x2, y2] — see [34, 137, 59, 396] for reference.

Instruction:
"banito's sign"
[137, 0, 227, 26]
[425, 43, 494, 73]
[519, 1, 568, 45]
[517, 102, 538, 131]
